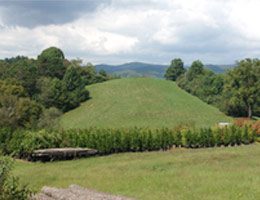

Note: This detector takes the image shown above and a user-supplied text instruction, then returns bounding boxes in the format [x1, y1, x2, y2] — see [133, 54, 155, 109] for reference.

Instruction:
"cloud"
[0, 0, 260, 64]
[0, 0, 110, 27]
[0, 24, 138, 59]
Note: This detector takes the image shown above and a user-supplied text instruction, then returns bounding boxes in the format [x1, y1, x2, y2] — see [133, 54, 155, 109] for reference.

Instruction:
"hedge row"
[0, 126, 256, 158]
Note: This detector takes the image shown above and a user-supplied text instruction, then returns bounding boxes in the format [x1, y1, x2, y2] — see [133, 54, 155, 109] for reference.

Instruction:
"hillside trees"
[176, 60, 224, 106]
[36, 57, 90, 112]
[222, 59, 260, 118]
[0, 80, 42, 129]
[61, 66, 89, 111]
[0, 47, 109, 129]
[169, 58, 260, 118]
[71, 60, 111, 85]
[164, 58, 186, 81]
[0, 57, 38, 97]
[0, 95, 42, 129]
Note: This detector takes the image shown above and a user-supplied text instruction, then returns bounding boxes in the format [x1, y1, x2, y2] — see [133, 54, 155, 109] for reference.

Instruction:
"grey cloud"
[0, 0, 110, 27]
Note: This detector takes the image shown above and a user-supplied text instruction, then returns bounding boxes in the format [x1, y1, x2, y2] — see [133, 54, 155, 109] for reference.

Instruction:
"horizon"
[1, 50, 237, 66]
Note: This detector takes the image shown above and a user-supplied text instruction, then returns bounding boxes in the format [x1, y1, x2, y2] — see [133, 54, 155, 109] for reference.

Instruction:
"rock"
[29, 148, 98, 162]
[33, 185, 134, 200]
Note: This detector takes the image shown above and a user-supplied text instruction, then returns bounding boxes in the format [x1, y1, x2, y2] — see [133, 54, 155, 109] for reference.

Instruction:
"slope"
[60, 78, 231, 129]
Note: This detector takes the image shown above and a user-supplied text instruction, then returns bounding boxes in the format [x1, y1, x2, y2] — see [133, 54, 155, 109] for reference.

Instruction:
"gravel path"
[33, 185, 135, 200]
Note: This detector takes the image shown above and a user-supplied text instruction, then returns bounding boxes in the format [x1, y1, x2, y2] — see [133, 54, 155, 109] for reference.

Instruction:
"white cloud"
[227, 0, 260, 41]
[0, 0, 260, 64]
[0, 22, 138, 58]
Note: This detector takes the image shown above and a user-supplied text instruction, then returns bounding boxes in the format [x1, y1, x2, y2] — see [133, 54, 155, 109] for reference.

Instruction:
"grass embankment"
[14, 144, 260, 200]
[60, 78, 231, 129]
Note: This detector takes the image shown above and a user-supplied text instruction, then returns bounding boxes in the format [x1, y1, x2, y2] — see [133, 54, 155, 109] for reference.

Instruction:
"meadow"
[14, 144, 260, 200]
[60, 78, 231, 129]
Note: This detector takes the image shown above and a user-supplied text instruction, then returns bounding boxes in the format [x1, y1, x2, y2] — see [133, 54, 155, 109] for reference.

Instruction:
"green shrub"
[0, 126, 256, 159]
[0, 127, 13, 155]
[242, 126, 250, 144]
[173, 130, 182, 147]
[0, 156, 31, 200]
[185, 130, 193, 148]
[214, 128, 223, 147]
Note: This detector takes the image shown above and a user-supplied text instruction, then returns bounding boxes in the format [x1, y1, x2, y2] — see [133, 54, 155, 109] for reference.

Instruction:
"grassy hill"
[60, 78, 231, 129]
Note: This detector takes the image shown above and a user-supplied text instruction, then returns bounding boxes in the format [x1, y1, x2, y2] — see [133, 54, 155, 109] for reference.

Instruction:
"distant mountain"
[204, 64, 235, 73]
[96, 62, 234, 78]
[96, 62, 168, 78]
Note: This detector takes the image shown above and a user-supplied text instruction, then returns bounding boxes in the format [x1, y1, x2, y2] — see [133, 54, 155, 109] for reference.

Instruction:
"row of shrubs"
[0, 126, 256, 158]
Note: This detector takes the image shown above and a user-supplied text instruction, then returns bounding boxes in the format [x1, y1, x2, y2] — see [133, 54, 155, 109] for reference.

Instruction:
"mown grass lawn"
[14, 144, 260, 200]
[60, 78, 231, 129]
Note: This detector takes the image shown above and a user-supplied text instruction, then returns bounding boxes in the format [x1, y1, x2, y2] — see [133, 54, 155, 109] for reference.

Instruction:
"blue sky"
[0, 0, 260, 65]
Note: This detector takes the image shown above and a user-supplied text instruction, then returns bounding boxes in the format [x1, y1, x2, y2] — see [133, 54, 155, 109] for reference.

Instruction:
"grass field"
[60, 78, 231, 129]
[14, 144, 260, 200]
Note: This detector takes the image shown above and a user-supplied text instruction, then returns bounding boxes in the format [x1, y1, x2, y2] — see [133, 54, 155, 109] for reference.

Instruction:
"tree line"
[164, 58, 260, 118]
[0, 47, 111, 130]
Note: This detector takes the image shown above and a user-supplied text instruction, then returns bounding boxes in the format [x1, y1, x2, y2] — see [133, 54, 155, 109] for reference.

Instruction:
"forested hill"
[96, 62, 234, 78]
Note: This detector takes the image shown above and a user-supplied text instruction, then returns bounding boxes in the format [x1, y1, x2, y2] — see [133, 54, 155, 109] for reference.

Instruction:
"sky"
[0, 0, 260, 65]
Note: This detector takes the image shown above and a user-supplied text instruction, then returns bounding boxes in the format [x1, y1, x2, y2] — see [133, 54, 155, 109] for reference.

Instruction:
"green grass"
[60, 78, 231, 129]
[14, 144, 260, 200]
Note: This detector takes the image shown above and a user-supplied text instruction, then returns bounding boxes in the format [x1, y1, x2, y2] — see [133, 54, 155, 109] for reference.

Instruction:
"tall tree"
[222, 58, 260, 118]
[37, 47, 66, 79]
[164, 58, 186, 81]
[187, 60, 204, 81]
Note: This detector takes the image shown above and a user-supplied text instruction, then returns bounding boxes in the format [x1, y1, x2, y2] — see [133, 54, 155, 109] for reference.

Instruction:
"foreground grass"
[14, 144, 260, 200]
[60, 78, 231, 129]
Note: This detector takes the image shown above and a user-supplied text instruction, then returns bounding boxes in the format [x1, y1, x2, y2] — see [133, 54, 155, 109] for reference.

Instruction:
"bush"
[0, 156, 31, 200]
[0, 126, 256, 159]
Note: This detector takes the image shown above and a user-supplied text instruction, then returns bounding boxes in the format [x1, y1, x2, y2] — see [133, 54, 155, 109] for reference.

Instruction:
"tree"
[0, 95, 19, 128]
[0, 95, 42, 129]
[187, 60, 204, 80]
[36, 77, 63, 109]
[81, 63, 98, 85]
[37, 107, 62, 129]
[222, 59, 260, 118]
[164, 58, 186, 81]
[0, 80, 27, 97]
[1, 57, 38, 97]
[37, 47, 66, 79]
[15, 98, 43, 128]
[63, 66, 84, 91]
[95, 69, 110, 83]
[36, 67, 90, 112]
[177, 69, 224, 106]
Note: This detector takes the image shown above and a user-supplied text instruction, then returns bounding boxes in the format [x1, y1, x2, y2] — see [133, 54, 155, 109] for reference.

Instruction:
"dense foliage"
[0, 47, 110, 129]
[164, 58, 186, 81]
[0, 156, 31, 200]
[222, 59, 260, 118]
[0, 126, 255, 158]
[165, 58, 260, 118]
